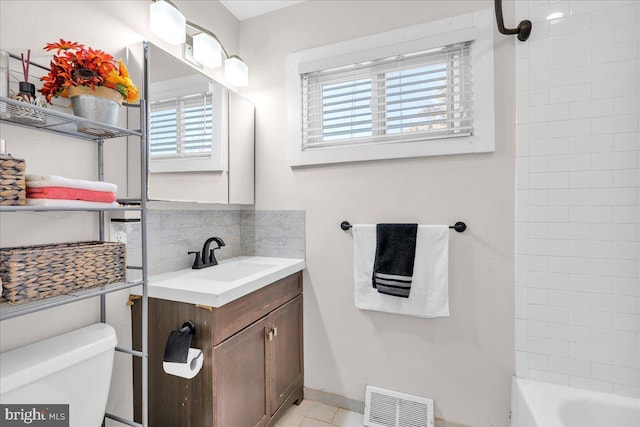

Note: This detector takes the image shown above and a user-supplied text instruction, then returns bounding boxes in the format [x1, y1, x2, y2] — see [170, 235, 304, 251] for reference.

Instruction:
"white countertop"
[131, 256, 305, 307]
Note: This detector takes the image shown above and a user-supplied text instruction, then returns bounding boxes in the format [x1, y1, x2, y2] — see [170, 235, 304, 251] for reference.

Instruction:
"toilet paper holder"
[163, 320, 196, 364]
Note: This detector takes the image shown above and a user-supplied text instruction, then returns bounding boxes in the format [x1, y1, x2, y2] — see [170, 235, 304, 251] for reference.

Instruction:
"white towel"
[353, 224, 449, 318]
[26, 198, 120, 208]
[25, 174, 118, 193]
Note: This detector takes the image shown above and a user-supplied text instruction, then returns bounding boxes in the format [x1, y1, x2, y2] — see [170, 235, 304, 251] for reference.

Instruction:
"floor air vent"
[364, 385, 434, 427]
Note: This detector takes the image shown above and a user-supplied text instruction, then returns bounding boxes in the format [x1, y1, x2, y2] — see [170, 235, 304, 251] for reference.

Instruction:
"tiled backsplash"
[515, 0, 639, 398]
[117, 210, 304, 275]
[241, 211, 305, 259]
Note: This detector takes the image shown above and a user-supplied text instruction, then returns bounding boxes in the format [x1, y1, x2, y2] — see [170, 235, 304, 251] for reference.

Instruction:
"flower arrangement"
[40, 39, 139, 104]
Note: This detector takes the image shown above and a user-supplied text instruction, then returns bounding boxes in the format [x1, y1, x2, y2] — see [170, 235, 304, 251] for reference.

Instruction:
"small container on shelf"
[0, 241, 126, 304]
[0, 139, 26, 206]
[9, 81, 47, 125]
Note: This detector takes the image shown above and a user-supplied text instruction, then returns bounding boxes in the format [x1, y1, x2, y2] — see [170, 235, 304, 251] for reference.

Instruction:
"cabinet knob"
[268, 330, 274, 341]
[273, 326, 278, 337]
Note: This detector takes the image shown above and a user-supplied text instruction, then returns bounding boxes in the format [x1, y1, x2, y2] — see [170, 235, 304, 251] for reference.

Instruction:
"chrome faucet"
[188, 237, 225, 269]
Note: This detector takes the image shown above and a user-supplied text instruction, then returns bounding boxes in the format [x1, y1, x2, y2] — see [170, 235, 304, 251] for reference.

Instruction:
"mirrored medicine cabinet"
[126, 41, 254, 204]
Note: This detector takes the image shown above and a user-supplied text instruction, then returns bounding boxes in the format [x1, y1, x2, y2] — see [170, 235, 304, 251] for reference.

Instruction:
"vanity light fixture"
[149, 0, 249, 87]
[149, 0, 186, 45]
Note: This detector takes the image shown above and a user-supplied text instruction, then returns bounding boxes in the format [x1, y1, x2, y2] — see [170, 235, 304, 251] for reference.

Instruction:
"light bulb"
[225, 56, 248, 87]
[150, 0, 186, 46]
[193, 33, 222, 68]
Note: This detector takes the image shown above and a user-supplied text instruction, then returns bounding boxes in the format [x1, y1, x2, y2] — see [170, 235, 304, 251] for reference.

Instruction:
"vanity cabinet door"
[213, 317, 270, 427]
[268, 295, 303, 415]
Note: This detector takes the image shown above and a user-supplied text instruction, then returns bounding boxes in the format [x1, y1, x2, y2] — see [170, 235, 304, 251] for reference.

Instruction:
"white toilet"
[0, 323, 117, 427]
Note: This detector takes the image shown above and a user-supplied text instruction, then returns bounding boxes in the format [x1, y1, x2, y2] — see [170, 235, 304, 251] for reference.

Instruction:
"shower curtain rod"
[495, 0, 532, 42]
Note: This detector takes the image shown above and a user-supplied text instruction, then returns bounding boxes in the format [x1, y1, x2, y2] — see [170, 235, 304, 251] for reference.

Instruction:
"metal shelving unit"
[0, 94, 149, 427]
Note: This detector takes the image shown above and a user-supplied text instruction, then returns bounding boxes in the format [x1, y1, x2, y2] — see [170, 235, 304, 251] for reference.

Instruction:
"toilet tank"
[0, 323, 117, 427]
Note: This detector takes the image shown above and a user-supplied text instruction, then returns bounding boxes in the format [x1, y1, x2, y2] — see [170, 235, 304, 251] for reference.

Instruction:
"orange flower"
[39, 40, 138, 104]
[44, 39, 85, 54]
[104, 59, 139, 103]
[126, 85, 139, 103]
[118, 60, 130, 79]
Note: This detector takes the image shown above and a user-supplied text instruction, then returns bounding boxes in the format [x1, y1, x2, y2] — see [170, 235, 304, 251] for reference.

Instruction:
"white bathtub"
[511, 377, 640, 427]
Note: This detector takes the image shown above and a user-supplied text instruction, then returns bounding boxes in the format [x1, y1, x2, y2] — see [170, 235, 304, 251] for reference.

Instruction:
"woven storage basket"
[0, 241, 126, 304]
[0, 154, 26, 206]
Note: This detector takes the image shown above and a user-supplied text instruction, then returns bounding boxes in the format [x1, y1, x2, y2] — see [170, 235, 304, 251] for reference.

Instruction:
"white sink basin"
[188, 260, 277, 282]
[131, 256, 305, 307]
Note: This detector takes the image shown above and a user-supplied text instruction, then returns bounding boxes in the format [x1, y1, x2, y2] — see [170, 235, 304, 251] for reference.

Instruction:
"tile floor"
[275, 399, 365, 427]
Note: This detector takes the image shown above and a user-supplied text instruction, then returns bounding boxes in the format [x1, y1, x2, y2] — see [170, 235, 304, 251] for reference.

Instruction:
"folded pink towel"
[27, 187, 117, 203]
[25, 174, 118, 193]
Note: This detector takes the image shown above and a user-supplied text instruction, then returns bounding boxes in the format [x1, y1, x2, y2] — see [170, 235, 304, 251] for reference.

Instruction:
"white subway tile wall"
[515, 0, 640, 398]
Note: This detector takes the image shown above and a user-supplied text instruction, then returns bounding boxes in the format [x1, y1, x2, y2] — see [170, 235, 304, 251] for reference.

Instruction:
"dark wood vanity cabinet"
[132, 271, 303, 427]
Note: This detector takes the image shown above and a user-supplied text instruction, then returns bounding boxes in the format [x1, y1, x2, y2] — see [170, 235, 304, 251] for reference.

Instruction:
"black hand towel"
[372, 223, 418, 298]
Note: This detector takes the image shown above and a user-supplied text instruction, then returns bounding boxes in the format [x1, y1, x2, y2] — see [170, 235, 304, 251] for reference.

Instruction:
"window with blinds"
[301, 41, 473, 150]
[150, 92, 213, 159]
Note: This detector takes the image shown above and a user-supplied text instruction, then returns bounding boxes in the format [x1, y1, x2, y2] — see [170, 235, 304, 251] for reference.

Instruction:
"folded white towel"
[26, 198, 120, 208]
[353, 224, 449, 318]
[25, 174, 118, 193]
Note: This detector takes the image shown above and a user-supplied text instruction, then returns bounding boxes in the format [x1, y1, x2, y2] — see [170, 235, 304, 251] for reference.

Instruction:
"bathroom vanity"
[131, 257, 305, 427]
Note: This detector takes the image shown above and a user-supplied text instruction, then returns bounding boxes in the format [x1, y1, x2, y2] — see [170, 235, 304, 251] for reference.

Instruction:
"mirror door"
[126, 41, 254, 204]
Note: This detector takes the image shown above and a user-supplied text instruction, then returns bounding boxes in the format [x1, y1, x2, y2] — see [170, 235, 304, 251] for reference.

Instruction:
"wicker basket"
[0, 154, 26, 206]
[0, 241, 126, 304]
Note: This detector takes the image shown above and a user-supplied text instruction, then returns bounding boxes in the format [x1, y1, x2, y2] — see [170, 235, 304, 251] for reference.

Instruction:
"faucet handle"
[188, 251, 202, 269]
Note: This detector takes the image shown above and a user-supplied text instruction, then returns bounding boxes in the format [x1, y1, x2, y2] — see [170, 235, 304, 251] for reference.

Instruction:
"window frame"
[301, 42, 473, 149]
[287, 8, 495, 167]
[149, 74, 225, 173]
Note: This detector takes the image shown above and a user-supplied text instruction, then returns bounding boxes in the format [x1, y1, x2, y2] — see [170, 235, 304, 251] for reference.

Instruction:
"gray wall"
[239, 1, 516, 426]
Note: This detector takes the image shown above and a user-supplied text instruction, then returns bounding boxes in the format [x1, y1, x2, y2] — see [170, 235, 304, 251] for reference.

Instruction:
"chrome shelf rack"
[0, 280, 144, 321]
[0, 205, 143, 213]
[0, 91, 149, 427]
[0, 96, 142, 140]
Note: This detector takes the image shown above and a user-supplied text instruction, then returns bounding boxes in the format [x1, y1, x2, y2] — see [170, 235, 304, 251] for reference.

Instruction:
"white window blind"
[301, 41, 473, 150]
[150, 92, 213, 159]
